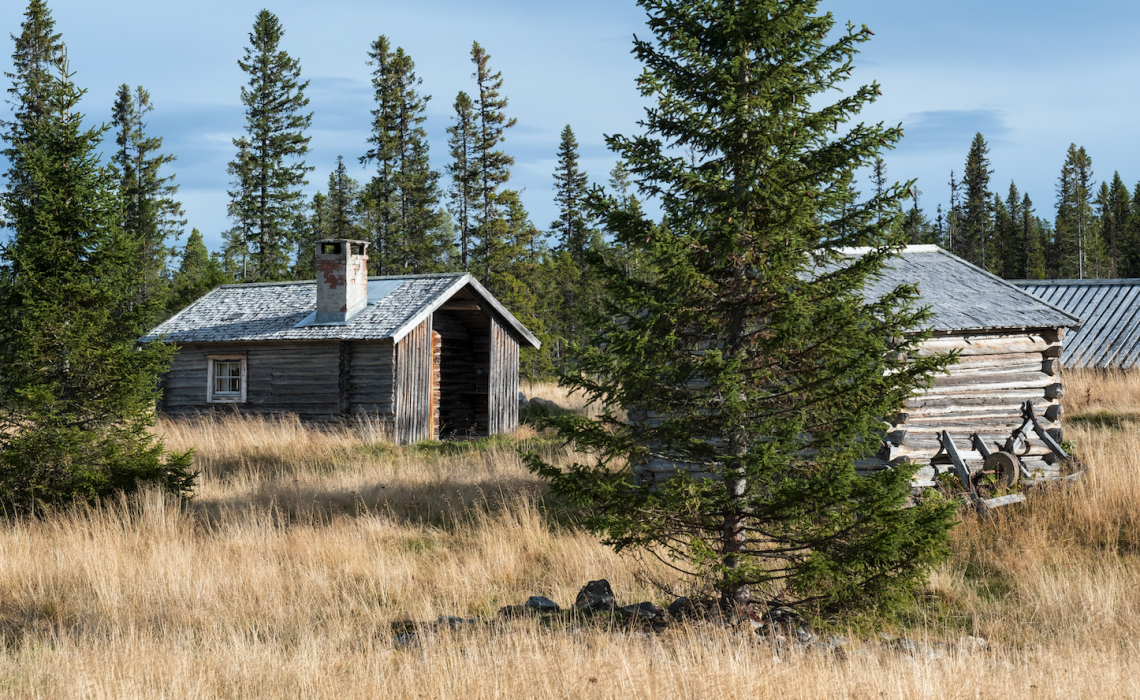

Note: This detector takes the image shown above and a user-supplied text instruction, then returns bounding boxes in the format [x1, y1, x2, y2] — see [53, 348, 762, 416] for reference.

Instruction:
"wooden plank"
[918, 335, 1059, 357]
[942, 430, 973, 492]
[983, 494, 1026, 509]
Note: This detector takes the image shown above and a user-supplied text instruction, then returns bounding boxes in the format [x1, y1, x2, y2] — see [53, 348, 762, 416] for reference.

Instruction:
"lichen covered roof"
[1013, 279, 1140, 368]
[852, 246, 1082, 333]
[140, 273, 540, 347]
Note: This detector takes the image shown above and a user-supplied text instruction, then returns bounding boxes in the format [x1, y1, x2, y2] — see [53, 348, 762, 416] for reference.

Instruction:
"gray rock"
[518, 392, 530, 410]
[887, 637, 943, 660]
[960, 635, 988, 652]
[795, 626, 815, 643]
[525, 596, 560, 612]
[530, 397, 560, 411]
[497, 605, 532, 619]
[574, 579, 616, 612]
[436, 615, 469, 629]
[667, 597, 696, 620]
[620, 602, 665, 621]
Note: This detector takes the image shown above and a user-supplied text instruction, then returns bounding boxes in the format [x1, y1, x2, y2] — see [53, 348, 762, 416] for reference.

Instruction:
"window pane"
[214, 360, 241, 396]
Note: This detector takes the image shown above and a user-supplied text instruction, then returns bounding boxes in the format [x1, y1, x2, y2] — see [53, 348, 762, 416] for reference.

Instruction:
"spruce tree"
[0, 54, 194, 512]
[1021, 193, 1047, 279]
[446, 91, 478, 272]
[360, 37, 446, 275]
[902, 187, 932, 245]
[228, 10, 313, 281]
[1103, 171, 1131, 274]
[326, 155, 361, 240]
[170, 228, 226, 313]
[469, 41, 517, 291]
[528, 0, 956, 611]
[947, 169, 961, 255]
[551, 125, 592, 265]
[111, 84, 185, 317]
[2, 0, 63, 214]
[961, 133, 993, 270]
[1054, 144, 1105, 279]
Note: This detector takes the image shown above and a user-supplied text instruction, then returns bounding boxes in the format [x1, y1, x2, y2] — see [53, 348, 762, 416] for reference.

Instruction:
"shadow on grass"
[1069, 409, 1140, 430]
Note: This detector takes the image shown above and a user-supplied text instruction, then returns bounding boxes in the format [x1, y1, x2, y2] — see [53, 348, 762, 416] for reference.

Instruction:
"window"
[207, 354, 247, 403]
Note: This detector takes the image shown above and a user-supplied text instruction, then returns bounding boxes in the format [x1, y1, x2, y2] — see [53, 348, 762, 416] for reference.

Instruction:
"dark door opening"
[434, 308, 490, 438]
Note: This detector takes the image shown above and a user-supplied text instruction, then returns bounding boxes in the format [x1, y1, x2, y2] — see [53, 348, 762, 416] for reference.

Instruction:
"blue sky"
[3, 0, 1139, 254]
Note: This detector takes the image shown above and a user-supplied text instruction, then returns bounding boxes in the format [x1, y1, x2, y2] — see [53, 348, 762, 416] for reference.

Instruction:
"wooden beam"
[942, 430, 973, 493]
[1027, 401, 1069, 459]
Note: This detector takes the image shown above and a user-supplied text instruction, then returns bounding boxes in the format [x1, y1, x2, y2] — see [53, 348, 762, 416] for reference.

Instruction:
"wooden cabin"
[633, 245, 1083, 489]
[1012, 279, 1140, 369]
[140, 239, 541, 444]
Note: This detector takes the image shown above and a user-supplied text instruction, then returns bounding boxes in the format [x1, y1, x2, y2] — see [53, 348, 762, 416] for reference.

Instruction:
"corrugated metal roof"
[852, 246, 1082, 333]
[1012, 279, 1140, 368]
[140, 273, 541, 348]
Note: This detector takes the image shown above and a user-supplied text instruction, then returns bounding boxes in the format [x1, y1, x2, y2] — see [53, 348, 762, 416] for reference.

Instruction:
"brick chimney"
[314, 239, 369, 323]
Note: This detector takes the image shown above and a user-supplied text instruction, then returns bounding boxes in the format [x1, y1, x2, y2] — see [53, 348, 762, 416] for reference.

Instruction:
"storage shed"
[140, 239, 541, 444]
[633, 245, 1083, 489]
[1012, 279, 1140, 369]
[859, 246, 1082, 487]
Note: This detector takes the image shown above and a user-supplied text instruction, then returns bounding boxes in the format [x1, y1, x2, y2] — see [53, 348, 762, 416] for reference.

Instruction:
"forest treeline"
[6, 3, 1140, 384]
[897, 133, 1140, 280]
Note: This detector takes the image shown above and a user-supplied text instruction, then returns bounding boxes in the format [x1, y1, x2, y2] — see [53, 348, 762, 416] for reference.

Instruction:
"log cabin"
[633, 245, 1083, 490]
[140, 239, 541, 444]
[1012, 278, 1140, 369]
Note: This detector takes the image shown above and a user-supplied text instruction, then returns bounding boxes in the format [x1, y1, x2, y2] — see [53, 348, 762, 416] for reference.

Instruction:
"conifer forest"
[7, 1, 1139, 386]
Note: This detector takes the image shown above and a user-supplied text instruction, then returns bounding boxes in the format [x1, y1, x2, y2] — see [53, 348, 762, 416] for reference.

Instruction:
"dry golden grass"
[0, 376, 1138, 698]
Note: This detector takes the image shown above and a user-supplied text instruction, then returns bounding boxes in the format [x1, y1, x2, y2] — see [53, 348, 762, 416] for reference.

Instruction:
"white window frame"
[206, 354, 247, 404]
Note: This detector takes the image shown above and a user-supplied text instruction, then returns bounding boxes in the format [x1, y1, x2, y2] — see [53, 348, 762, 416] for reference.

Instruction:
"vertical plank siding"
[394, 317, 434, 444]
[488, 317, 520, 434]
[431, 331, 441, 440]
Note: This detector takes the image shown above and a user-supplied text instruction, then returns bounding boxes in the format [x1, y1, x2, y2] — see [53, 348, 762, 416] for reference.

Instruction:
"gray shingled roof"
[140, 273, 540, 347]
[1012, 279, 1140, 368]
[853, 246, 1082, 333]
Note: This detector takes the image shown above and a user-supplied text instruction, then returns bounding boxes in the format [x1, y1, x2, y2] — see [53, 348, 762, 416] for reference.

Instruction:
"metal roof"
[848, 246, 1082, 333]
[1011, 279, 1140, 368]
[140, 273, 541, 348]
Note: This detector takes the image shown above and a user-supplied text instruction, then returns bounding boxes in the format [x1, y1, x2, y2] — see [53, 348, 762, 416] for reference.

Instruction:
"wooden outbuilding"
[1012, 278, 1140, 369]
[633, 245, 1083, 489]
[857, 246, 1082, 487]
[140, 239, 541, 444]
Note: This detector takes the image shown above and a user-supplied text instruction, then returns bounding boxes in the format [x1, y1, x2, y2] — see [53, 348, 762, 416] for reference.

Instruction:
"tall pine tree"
[361, 37, 447, 275]
[2, 0, 63, 214]
[111, 85, 185, 317]
[446, 91, 478, 272]
[961, 133, 993, 270]
[228, 10, 313, 281]
[528, 0, 955, 611]
[1053, 144, 1105, 279]
[470, 41, 517, 291]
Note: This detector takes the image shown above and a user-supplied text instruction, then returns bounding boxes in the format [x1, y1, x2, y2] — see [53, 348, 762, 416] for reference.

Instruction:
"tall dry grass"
[0, 377, 1137, 698]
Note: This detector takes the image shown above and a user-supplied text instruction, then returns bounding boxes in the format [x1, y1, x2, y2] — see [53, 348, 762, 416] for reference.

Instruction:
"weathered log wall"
[163, 341, 342, 420]
[634, 328, 1068, 489]
[858, 330, 1066, 487]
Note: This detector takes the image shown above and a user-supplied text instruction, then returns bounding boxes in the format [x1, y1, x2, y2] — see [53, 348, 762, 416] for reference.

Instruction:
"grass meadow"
[0, 371, 1137, 698]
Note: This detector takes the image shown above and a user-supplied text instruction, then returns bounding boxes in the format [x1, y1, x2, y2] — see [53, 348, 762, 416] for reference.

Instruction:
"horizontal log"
[931, 372, 1052, 391]
[943, 360, 1051, 377]
[1045, 383, 1064, 399]
[918, 335, 1059, 357]
[905, 392, 1054, 409]
[983, 494, 1026, 509]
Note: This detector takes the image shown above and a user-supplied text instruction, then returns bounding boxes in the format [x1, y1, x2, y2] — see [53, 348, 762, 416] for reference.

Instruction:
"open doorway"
[434, 303, 490, 438]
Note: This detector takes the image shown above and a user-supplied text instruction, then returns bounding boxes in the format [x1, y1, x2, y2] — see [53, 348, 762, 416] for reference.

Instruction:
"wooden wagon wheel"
[981, 451, 1021, 490]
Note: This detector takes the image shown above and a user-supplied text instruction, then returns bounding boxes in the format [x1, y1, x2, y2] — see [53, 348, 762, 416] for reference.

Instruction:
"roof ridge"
[1010, 278, 1140, 286]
